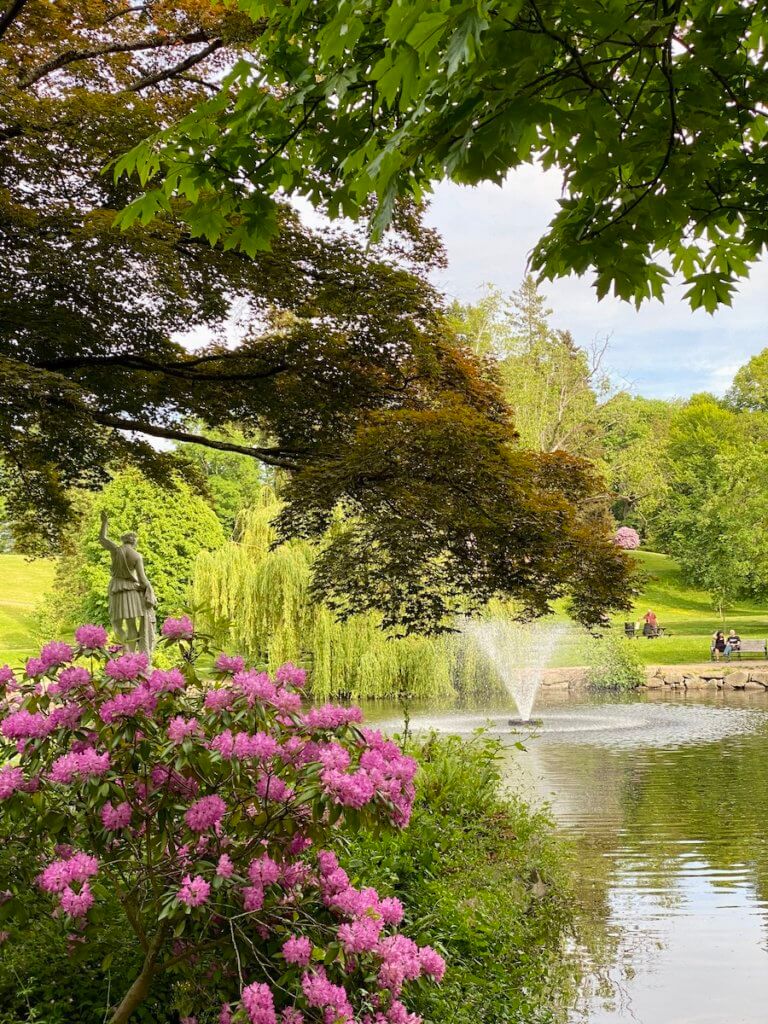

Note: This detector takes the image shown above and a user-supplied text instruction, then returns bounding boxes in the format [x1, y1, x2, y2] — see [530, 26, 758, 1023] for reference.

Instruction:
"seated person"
[643, 609, 658, 637]
[724, 629, 741, 659]
[711, 630, 727, 660]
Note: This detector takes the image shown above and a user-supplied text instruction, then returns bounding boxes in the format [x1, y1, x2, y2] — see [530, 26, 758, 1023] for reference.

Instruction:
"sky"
[423, 166, 768, 400]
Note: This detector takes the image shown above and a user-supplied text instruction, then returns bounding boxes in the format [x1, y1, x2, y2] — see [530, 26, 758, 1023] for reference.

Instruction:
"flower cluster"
[613, 525, 641, 550]
[0, 621, 441, 1024]
[37, 851, 99, 919]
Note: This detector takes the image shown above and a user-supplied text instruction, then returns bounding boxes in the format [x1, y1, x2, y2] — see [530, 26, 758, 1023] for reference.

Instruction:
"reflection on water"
[365, 691, 768, 1024]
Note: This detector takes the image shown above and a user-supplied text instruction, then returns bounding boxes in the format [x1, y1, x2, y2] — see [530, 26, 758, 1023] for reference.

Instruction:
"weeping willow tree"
[193, 489, 501, 701]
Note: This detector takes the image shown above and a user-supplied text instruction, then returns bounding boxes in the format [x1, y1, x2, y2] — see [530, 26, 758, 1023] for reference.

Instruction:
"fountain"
[461, 618, 566, 725]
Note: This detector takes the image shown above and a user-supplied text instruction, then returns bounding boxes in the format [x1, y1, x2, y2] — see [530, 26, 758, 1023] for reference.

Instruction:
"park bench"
[624, 622, 666, 638]
[731, 639, 768, 660]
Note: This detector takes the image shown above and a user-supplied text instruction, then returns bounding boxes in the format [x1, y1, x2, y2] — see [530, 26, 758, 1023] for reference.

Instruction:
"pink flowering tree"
[613, 527, 641, 550]
[0, 620, 444, 1024]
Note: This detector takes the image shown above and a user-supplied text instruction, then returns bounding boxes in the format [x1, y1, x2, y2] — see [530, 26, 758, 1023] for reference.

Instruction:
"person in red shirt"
[643, 610, 658, 637]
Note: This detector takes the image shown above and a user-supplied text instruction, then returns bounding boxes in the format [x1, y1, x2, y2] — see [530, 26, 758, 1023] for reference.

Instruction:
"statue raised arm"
[100, 513, 157, 658]
[98, 510, 118, 553]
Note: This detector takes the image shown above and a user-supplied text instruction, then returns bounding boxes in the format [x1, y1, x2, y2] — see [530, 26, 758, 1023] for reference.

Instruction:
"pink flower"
[281, 1011, 304, 1024]
[301, 968, 353, 1021]
[418, 946, 446, 982]
[1, 709, 49, 739]
[105, 652, 148, 681]
[220, 1006, 233, 1024]
[302, 704, 363, 730]
[161, 615, 194, 640]
[60, 881, 94, 918]
[184, 795, 226, 832]
[241, 982, 276, 1024]
[204, 688, 234, 712]
[338, 916, 383, 953]
[147, 668, 186, 694]
[248, 854, 280, 886]
[168, 716, 201, 744]
[75, 624, 108, 649]
[242, 885, 264, 912]
[178, 874, 210, 907]
[99, 684, 157, 723]
[0, 765, 24, 800]
[25, 658, 46, 678]
[55, 666, 92, 694]
[40, 641, 74, 667]
[49, 747, 110, 784]
[215, 653, 245, 674]
[613, 526, 641, 549]
[38, 852, 99, 894]
[282, 935, 312, 966]
[101, 801, 132, 830]
[379, 897, 404, 925]
[216, 854, 234, 879]
[233, 671, 276, 706]
[275, 663, 307, 689]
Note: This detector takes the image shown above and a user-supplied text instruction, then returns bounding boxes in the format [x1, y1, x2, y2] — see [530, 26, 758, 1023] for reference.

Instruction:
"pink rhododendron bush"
[0, 621, 444, 1024]
[612, 526, 641, 550]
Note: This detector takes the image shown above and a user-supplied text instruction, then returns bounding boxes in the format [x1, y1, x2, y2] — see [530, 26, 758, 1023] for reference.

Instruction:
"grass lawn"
[554, 550, 768, 667]
[0, 553, 56, 667]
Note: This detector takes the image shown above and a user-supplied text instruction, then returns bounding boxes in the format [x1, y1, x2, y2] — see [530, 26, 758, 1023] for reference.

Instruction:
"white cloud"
[424, 169, 768, 399]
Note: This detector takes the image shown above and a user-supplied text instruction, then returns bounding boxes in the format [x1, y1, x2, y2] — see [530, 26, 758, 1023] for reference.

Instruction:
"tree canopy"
[109, 0, 768, 312]
[0, 2, 635, 632]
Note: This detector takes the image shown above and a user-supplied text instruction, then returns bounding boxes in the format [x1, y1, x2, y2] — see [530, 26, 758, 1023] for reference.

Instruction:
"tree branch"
[34, 351, 288, 383]
[128, 38, 224, 92]
[18, 30, 210, 89]
[90, 413, 301, 470]
[0, 0, 27, 42]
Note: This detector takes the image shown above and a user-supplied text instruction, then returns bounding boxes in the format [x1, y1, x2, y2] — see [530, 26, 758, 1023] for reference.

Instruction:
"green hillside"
[0, 554, 56, 666]
[602, 550, 768, 666]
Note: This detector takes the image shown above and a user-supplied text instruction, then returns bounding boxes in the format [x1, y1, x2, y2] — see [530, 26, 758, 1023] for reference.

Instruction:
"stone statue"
[99, 511, 157, 656]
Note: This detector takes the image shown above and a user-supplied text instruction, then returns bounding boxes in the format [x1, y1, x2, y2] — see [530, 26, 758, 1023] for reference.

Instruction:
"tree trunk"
[109, 926, 166, 1024]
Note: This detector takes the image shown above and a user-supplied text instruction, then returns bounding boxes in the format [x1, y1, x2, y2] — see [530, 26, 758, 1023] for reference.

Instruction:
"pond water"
[365, 689, 768, 1024]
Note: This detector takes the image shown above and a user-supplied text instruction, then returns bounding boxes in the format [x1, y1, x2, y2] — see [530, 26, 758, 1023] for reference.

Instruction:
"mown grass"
[548, 550, 768, 667]
[0, 554, 55, 666]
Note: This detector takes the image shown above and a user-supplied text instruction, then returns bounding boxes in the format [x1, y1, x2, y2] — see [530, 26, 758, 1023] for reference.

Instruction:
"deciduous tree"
[115, 0, 768, 312]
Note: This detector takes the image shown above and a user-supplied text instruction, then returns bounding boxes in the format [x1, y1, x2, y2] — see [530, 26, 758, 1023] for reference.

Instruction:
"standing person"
[98, 511, 157, 657]
[724, 629, 741, 660]
[643, 609, 658, 637]
[711, 630, 727, 661]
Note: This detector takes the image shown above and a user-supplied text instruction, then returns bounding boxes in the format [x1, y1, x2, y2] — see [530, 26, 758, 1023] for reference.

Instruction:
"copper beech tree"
[0, 1, 635, 631]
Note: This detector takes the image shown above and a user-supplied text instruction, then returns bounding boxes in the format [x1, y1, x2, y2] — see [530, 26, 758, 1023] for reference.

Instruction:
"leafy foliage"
[0, 3, 635, 633]
[347, 734, 579, 1024]
[586, 630, 644, 692]
[0, 729, 577, 1024]
[116, 0, 768, 311]
[450, 278, 608, 459]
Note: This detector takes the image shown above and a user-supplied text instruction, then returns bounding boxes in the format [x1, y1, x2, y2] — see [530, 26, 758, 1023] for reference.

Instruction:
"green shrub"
[586, 629, 645, 691]
[346, 734, 579, 1024]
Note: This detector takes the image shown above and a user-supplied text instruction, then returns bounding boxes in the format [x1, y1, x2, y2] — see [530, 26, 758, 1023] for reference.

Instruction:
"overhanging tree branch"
[129, 38, 224, 92]
[18, 30, 210, 89]
[90, 412, 301, 471]
[0, 0, 27, 42]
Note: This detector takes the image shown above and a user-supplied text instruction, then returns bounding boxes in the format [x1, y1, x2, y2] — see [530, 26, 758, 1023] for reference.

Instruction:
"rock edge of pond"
[541, 663, 768, 692]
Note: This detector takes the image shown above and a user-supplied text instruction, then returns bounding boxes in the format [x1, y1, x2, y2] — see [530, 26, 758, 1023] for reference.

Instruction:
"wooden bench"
[731, 639, 768, 660]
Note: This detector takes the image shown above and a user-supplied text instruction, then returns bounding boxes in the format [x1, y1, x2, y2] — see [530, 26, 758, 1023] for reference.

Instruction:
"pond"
[365, 689, 768, 1024]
